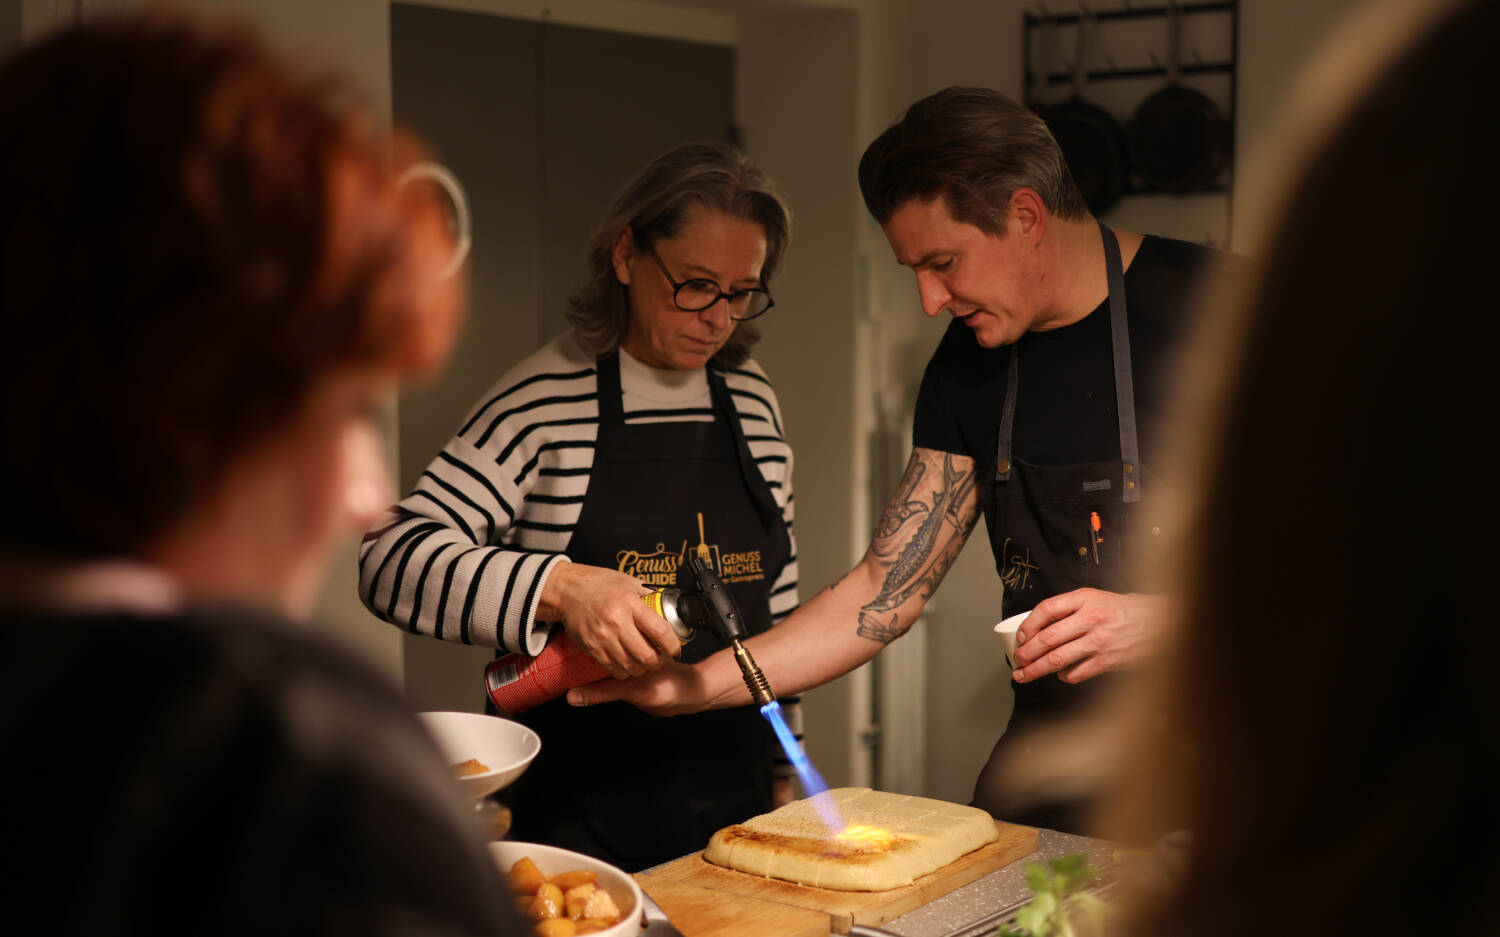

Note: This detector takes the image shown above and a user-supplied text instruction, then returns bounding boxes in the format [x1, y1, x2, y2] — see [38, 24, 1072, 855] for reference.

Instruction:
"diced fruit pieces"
[533, 919, 579, 937]
[551, 870, 596, 890]
[509, 857, 548, 895]
[528, 883, 564, 920]
[581, 890, 619, 921]
[564, 883, 596, 919]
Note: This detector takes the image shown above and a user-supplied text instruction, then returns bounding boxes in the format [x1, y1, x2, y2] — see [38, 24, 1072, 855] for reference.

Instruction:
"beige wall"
[1, 0, 20, 56]
[738, 2, 863, 792]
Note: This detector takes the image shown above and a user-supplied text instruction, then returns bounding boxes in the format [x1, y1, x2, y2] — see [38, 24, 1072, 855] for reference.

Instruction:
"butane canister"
[483, 588, 702, 714]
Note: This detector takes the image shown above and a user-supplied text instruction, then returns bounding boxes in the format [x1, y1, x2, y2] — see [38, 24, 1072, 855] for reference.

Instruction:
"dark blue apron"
[504, 353, 791, 870]
[971, 222, 1158, 833]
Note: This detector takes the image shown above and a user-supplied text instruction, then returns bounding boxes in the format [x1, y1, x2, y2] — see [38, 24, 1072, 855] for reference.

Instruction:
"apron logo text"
[616, 543, 681, 586]
[717, 549, 764, 583]
[616, 526, 768, 586]
[999, 537, 1038, 593]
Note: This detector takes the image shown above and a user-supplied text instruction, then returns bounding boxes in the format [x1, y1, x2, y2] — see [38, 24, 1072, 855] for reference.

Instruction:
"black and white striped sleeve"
[358, 355, 599, 656]
[358, 435, 564, 655]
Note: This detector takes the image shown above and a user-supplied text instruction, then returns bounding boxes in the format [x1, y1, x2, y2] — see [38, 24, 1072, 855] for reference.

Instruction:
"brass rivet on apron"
[1125, 463, 1134, 474]
[1151, 526, 1161, 536]
[997, 459, 1011, 474]
[1077, 546, 1088, 557]
[1125, 480, 1136, 490]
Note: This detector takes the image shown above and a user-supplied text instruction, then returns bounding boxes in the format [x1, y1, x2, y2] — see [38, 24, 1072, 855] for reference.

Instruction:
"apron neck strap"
[1100, 221, 1141, 503]
[707, 365, 783, 533]
[994, 222, 1141, 501]
[995, 345, 1020, 481]
[596, 352, 623, 424]
[598, 352, 781, 534]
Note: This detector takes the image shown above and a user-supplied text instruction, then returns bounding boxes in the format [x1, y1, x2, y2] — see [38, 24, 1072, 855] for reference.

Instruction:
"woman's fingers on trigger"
[591, 632, 629, 679]
[618, 626, 660, 674]
[636, 606, 681, 657]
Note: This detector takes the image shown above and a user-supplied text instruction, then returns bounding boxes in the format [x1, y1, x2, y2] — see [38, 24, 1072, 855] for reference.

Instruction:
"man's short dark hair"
[858, 86, 1089, 235]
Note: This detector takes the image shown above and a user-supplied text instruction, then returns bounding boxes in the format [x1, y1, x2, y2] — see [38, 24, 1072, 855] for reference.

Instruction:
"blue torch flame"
[761, 700, 845, 831]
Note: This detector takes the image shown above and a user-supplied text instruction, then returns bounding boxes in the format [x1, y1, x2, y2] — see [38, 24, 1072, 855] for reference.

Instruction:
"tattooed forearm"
[872, 459, 926, 540]
[856, 609, 908, 643]
[823, 568, 852, 595]
[855, 451, 983, 644]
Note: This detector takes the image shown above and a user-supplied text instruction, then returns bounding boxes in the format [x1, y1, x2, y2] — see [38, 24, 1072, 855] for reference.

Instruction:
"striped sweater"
[359, 333, 804, 762]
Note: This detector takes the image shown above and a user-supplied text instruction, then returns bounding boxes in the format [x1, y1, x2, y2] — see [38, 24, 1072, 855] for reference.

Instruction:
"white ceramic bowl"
[416, 710, 541, 799]
[490, 841, 643, 937]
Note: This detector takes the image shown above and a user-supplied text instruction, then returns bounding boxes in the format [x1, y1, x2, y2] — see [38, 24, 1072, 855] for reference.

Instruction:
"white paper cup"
[993, 612, 1029, 670]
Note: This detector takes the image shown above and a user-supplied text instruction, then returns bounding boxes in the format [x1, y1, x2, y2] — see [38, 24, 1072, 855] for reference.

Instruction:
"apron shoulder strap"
[995, 344, 1020, 481]
[595, 352, 625, 446]
[1099, 222, 1141, 503]
[708, 364, 784, 534]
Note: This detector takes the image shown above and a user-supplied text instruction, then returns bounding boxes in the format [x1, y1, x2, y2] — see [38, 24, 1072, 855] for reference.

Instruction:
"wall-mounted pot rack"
[1022, 1, 1239, 198]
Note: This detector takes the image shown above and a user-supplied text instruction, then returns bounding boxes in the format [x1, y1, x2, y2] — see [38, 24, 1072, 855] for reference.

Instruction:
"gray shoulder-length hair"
[565, 142, 791, 368]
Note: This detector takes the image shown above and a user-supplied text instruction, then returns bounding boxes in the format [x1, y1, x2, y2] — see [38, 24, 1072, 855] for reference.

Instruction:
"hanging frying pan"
[1036, 10, 1130, 215]
[1127, 2, 1230, 193]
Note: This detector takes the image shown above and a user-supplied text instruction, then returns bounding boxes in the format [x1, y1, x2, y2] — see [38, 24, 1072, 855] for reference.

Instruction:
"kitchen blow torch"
[683, 554, 777, 707]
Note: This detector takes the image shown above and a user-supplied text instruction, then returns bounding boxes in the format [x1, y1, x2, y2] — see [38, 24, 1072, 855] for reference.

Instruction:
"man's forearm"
[695, 449, 983, 707]
[571, 449, 983, 715]
[692, 560, 905, 708]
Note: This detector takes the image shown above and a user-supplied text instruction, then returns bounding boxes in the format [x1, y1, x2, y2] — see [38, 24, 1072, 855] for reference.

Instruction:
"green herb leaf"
[1015, 891, 1058, 933]
[995, 853, 1105, 937]
[1050, 854, 1098, 895]
[1023, 860, 1053, 896]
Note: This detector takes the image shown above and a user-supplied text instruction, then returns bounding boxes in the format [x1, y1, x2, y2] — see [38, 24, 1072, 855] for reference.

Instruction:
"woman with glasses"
[360, 142, 802, 869]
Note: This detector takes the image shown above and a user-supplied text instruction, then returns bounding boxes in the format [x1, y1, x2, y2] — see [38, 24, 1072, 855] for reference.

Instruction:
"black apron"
[972, 222, 1158, 833]
[503, 353, 791, 871]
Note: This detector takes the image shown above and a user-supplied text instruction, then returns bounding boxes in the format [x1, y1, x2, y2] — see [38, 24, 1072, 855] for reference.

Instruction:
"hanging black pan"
[1127, 2, 1231, 193]
[1036, 11, 1129, 215]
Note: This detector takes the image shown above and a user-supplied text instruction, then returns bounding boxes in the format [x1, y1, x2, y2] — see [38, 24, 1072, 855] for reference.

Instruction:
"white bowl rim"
[416, 710, 542, 781]
[489, 840, 643, 934]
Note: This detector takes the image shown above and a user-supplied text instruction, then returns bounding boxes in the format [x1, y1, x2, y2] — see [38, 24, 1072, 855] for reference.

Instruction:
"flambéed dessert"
[704, 787, 997, 891]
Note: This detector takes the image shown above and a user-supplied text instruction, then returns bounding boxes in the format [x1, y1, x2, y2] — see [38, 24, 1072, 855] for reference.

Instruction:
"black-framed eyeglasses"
[647, 247, 774, 322]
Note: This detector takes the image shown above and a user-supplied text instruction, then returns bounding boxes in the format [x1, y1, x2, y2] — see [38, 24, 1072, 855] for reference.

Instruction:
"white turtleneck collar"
[617, 345, 713, 409]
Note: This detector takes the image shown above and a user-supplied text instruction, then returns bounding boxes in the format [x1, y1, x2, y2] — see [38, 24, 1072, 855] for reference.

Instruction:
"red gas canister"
[483, 588, 701, 713]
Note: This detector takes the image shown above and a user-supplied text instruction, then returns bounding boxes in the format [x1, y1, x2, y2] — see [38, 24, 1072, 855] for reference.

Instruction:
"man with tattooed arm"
[570, 87, 1230, 834]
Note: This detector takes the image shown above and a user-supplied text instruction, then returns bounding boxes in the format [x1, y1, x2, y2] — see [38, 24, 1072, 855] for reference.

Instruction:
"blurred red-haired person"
[0, 13, 520, 935]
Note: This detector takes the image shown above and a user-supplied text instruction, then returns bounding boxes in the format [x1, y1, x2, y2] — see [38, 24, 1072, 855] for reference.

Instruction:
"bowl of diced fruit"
[491, 841, 643, 937]
[417, 710, 541, 799]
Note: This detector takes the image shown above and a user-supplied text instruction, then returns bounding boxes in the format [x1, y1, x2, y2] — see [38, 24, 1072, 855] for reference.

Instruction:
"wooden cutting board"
[637, 878, 831, 937]
[635, 821, 1038, 935]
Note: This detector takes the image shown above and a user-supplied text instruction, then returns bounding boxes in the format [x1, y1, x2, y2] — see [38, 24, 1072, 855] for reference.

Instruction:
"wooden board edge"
[639, 821, 1038, 911]
[640, 820, 1040, 931]
[634, 877, 833, 937]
